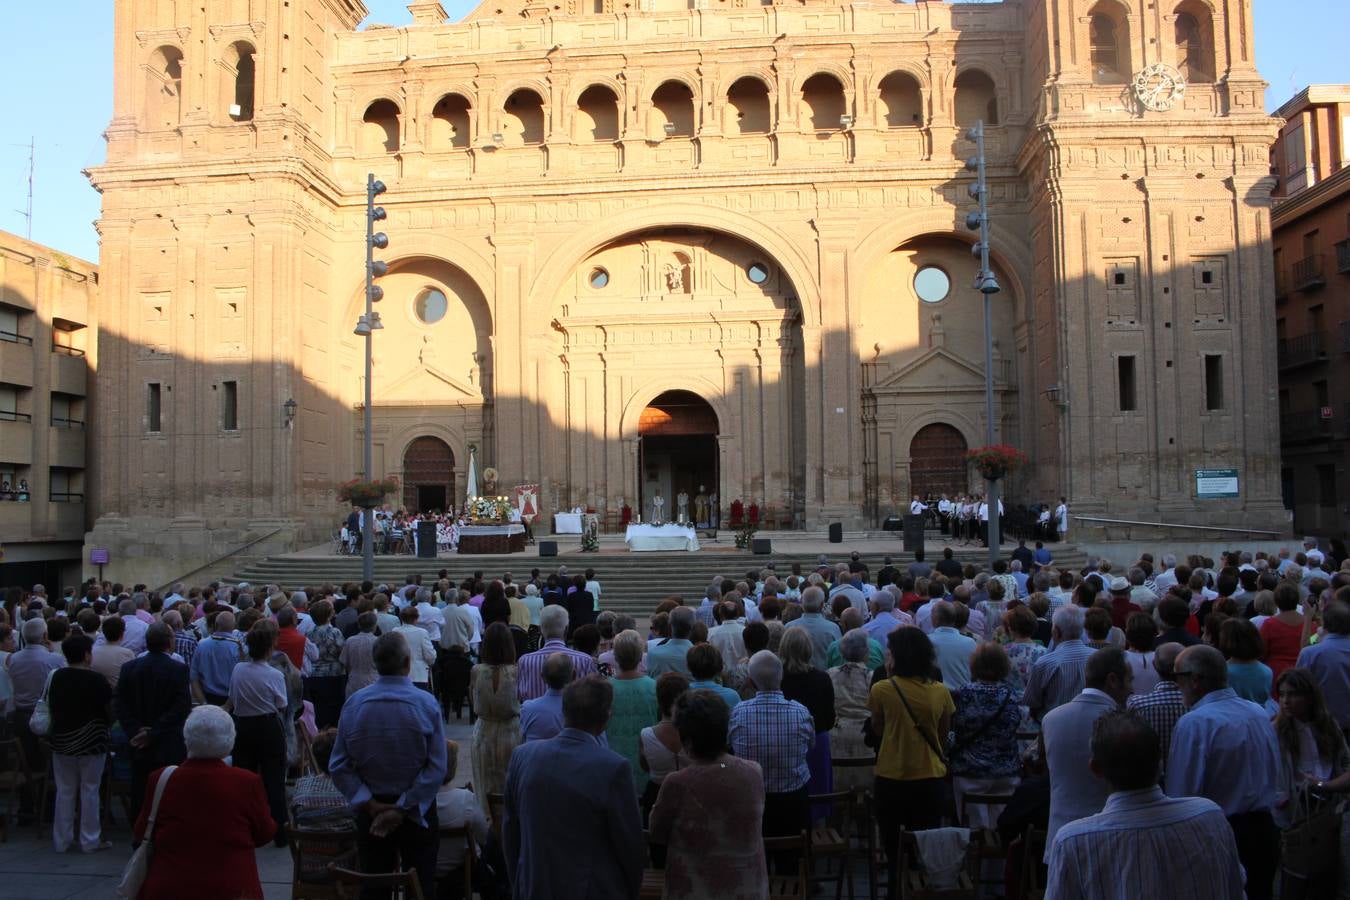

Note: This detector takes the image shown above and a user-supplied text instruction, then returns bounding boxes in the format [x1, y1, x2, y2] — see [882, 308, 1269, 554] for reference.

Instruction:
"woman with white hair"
[133, 705, 275, 900]
[827, 628, 873, 792]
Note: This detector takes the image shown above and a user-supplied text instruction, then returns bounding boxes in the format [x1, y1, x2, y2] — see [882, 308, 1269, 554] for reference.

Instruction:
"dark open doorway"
[417, 484, 448, 513]
[638, 391, 719, 526]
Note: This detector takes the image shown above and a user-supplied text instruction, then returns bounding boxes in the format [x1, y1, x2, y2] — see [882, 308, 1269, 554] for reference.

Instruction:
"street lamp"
[360, 173, 389, 583]
[964, 121, 1003, 566]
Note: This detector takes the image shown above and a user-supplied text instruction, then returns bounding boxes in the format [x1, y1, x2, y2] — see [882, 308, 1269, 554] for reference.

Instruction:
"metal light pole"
[358, 174, 389, 583]
[964, 122, 1003, 567]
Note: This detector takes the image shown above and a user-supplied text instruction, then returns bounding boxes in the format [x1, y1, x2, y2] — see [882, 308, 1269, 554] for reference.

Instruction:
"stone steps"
[228, 536, 1090, 617]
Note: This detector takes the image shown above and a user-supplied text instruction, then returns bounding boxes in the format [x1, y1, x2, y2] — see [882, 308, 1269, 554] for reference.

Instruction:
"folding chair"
[831, 756, 880, 900]
[330, 867, 425, 900]
[0, 736, 48, 842]
[959, 791, 1016, 897]
[764, 830, 811, 900]
[896, 827, 977, 900]
[438, 823, 478, 900]
[288, 822, 359, 899]
[1020, 825, 1047, 900]
[808, 789, 856, 900]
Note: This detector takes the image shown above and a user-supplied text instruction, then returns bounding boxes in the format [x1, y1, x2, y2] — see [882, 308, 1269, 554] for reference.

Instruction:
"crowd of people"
[338, 506, 534, 556]
[0, 539, 1348, 899]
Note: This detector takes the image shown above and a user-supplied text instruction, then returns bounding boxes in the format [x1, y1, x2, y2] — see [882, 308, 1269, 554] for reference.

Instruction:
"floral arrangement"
[734, 523, 758, 550]
[965, 445, 1029, 480]
[469, 495, 512, 523]
[337, 476, 400, 508]
[581, 528, 600, 552]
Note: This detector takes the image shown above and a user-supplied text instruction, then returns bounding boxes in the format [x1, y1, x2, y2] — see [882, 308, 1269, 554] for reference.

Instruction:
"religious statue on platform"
[676, 491, 689, 525]
[651, 490, 665, 525]
[708, 491, 719, 529]
[694, 486, 709, 527]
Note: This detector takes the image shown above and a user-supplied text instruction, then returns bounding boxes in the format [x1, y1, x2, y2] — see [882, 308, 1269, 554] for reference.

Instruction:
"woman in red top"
[134, 705, 275, 900]
[1259, 582, 1309, 698]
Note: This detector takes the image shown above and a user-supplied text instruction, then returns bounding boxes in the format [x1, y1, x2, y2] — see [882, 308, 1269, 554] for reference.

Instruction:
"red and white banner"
[514, 483, 540, 523]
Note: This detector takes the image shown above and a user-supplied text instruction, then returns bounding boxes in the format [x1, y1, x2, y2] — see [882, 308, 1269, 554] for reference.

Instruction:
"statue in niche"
[664, 263, 683, 293]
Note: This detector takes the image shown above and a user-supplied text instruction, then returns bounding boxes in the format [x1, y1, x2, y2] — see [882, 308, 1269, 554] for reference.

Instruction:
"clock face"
[1133, 63, 1186, 112]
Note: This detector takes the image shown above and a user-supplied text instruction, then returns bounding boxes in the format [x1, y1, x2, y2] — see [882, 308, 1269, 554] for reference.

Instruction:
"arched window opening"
[801, 73, 847, 131]
[1174, 5, 1215, 82]
[878, 71, 923, 127]
[362, 100, 401, 154]
[726, 77, 771, 134]
[1088, 4, 1131, 85]
[225, 42, 256, 121]
[503, 89, 545, 146]
[953, 70, 998, 127]
[432, 93, 472, 149]
[146, 46, 184, 131]
[652, 81, 695, 138]
[575, 85, 620, 142]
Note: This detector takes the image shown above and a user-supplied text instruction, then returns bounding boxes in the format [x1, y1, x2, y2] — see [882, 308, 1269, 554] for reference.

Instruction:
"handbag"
[889, 677, 948, 766]
[1281, 786, 1340, 879]
[27, 669, 57, 737]
[117, 765, 177, 898]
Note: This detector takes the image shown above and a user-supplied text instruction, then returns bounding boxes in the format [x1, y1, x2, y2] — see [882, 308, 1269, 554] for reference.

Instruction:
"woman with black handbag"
[949, 642, 1022, 830]
[867, 626, 955, 899]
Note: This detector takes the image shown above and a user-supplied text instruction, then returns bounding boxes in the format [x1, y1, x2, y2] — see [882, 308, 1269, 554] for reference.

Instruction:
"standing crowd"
[1, 539, 1349, 899]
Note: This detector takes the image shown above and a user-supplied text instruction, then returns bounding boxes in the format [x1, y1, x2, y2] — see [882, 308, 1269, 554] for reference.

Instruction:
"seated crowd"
[0, 541, 1348, 899]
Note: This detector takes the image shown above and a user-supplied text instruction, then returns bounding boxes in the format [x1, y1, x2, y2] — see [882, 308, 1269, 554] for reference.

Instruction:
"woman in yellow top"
[868, 626, 955, 898]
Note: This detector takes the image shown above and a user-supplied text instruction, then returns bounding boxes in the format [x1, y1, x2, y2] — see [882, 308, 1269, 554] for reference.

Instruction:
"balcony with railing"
[1277, 332, 1328, 370]
[0, 418, 32, 464]
[1336, 239, 1350, 274]
[1281, 409, 1333, 442]
[1292, 254, 1327, 291]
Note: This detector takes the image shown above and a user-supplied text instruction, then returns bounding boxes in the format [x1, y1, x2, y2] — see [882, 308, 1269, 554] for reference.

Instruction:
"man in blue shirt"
[521, 653, 573, 741]
[647, 606, 696, 677]
[784, 587, 841, 670]
[1166, 644, 1281, 900]
[331, 632, 447, 900]
[1296, 600, 1350, 734]
[927, 601, 977, 689]
[189, 611, 242, 705]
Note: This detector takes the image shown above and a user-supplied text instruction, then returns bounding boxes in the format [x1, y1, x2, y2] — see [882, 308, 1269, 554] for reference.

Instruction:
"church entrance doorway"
[402, 436, 455, 513]
[910, 423, 968, 500]
[638, 391, 718, 526]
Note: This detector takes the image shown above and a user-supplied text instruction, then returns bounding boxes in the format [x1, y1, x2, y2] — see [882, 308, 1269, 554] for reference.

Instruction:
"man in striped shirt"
[1023, 606, 1094, 718]
[1046, 710, 1243, 900]
[515, 605, 595, 702]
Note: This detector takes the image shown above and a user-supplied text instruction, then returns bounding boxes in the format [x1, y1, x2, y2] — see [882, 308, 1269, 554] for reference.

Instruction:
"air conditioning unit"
[229, 104, 242, 118]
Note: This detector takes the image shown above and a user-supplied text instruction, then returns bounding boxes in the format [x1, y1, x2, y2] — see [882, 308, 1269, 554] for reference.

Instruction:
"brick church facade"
[88, 0, 1285, 582]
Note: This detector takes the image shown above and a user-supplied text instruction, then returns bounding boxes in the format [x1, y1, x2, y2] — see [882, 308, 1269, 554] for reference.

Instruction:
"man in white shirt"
[413, 587, 445, 644]
[706, 601, 747, 674]
[95, 598, 149, 654]
[1054, 497, 1068, 541]
[909, 495, 926, 516]
[394, 606, 438, 692]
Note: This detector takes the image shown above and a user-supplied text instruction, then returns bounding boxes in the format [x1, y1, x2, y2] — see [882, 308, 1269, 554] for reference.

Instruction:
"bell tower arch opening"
[638, 391, 719, 526]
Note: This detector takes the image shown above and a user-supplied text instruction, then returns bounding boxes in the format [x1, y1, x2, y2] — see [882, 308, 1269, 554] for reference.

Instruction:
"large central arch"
[544, 224, 808, 527]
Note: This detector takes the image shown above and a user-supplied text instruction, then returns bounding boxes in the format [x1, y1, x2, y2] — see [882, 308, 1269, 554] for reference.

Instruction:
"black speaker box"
[539, 540, 558, 557]
[752, 538, 772, 555]
[828, 523, 843, 543]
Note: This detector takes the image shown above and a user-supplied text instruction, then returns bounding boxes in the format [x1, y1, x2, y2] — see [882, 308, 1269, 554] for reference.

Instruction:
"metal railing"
[51, 343, 85, 357]
[154, 527, 284, 593]
[1277, 332, 1328, 369]
[49, 491, 84, 503]
[1292, 254, 1326, 291]
[0, 330, 32, 345]
[1281, 410, 1333, 441]
[1074, 515, 1282, 538]
[0, 410, 32, 423]
[50, 416, 84, 428]
[1336, 239, 1350, 274]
